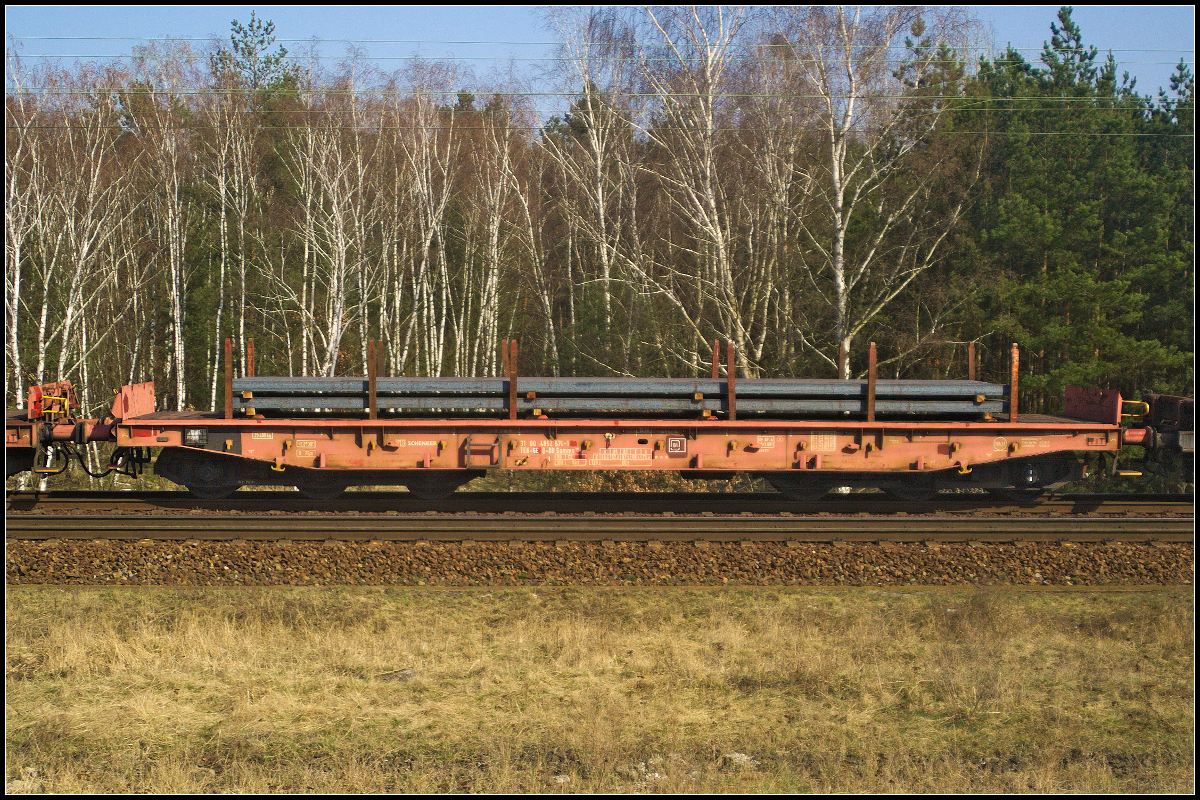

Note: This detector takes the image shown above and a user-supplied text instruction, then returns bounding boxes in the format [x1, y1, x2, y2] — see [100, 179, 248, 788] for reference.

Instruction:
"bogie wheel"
[187, 484, 242, 500]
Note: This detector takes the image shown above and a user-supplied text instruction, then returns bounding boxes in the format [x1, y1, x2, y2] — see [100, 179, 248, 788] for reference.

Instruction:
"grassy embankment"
[6, 586, 1193, 793]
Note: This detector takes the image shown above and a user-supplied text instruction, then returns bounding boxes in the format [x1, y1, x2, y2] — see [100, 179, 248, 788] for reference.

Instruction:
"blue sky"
[6, 5, 1195, 109]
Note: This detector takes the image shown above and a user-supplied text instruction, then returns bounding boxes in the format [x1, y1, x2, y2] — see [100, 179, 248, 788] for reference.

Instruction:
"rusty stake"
[224, 338, 233, 420]
[508, 339, 518, 421]
[367, 339, 378, 420]
[867, 341, 877, 423]
[1010, 342, 1020, 424]
[726, 341, 737, 421]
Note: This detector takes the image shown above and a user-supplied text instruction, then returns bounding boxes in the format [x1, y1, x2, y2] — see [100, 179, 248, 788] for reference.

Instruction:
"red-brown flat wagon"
[6, 340, 1172, 501]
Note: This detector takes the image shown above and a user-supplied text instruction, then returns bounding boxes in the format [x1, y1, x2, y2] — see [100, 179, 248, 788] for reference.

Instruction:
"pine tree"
[957, 7, 1191, 409]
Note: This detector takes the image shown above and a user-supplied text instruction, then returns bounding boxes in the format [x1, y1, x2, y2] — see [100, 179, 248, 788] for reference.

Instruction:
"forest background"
[5, 6, 1194, 431]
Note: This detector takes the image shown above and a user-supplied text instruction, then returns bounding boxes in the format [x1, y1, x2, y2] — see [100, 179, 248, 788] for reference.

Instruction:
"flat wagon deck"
[6, 340, 1165, 500]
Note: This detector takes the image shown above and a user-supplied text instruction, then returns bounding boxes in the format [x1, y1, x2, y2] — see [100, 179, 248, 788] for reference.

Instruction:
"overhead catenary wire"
[7, 36, 1192, 140]
[8, 51, 1197, 67]
[6, 87, 1194, 105]
[8, 38, 1191, 116]
[6, 35, 1194, 72]
[8, 35, 1198, 53]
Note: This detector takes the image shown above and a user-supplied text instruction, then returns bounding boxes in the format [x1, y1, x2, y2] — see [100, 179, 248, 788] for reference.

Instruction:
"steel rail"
[5, 490, 1193, 517]
[5, 512, 1192, 542]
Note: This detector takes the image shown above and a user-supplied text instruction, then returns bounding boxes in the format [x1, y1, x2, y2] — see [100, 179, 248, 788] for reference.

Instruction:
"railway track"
[7, 490, 1193, 515]
[6, 491, 1193, 543]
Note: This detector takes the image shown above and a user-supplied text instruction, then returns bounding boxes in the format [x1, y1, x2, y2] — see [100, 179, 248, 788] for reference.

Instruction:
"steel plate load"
[230, 376, 1008, 418]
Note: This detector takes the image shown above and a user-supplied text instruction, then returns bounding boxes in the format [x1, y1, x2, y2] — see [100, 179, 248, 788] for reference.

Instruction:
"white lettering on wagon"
[295, 439, 316, 448]
[756, 435, 776, 449]
[563, 448, 652, 467]
[520, 441, 578, 457]
[518, 439, 578, 456]
[396, 439, 439, 447]
[810, 432, 837, 452]
[252, 432, 274, 440]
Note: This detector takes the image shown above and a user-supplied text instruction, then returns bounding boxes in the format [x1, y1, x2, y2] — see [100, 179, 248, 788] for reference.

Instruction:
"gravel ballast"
[6, 540, 1193, 587]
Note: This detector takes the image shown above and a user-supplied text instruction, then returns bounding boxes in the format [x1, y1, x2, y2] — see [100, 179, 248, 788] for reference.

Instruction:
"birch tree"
[281, 65, 379, 377]
[544, 8, 644, 354]
[456, 90, 524, 376]
[503, 97, 562, 373]
[4, 53, 46, 406]
[726, 30, 822, 372]
[198, 76, 235, 404]
[127, 41, 202, 409]
[390, 62, 464, 376]
[632, 6, 770, 374]
[772, 6, 978, 377]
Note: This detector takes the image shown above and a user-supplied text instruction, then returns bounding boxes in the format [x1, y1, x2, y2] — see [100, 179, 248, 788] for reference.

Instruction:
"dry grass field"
[5, 585, 1194, 793]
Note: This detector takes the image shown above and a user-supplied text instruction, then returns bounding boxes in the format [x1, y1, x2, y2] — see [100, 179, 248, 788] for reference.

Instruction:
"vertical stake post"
[224, 338, 233, 419]
[968, 341, 976, 382]
[1009, 342, 1019, 424]
[837, 342, 847, 379]
[246, 338, 255, 378]
[377, 339, 387, 377]
[367, 339, 378, 420]
[711, 339, 720, 379]
[501, 339, 509, 376]
[866, 342, 877, 423]
[508, 339, 518, 421]
[726, 341, 737, 422]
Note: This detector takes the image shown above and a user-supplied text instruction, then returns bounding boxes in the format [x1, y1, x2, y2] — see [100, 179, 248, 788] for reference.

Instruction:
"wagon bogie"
[758, 454, 1083, 501]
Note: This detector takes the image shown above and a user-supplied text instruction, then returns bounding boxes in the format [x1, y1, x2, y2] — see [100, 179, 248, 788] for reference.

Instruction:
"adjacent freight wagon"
[6, 340, 1188, 501]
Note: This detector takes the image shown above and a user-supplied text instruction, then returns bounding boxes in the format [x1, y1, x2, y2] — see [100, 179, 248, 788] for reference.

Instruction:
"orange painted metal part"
[866, 342, 877, 423]
[1122, 428, 1149, 446]
[110, 382, 155, 421]
[111, 414, 1129, 476]
[224, 338, 234, 420]
[25, 381, 79, 423]
[367, 339, 378, 420]
[726, 342, 737, 422]
[507, 339, 519, 422]
[1064, 386, 1124, 426]
[6, 338, 1161, 486]
[1009, 342, 1020, 423]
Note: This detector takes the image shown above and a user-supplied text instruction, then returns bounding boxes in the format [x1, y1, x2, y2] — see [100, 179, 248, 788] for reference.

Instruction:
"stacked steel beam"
[231, 376, 1008, 418]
